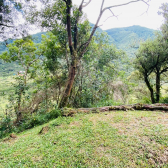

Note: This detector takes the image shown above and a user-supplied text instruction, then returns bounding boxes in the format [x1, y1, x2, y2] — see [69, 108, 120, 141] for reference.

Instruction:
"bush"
[18, 108, 62, 131]
[0, 108, 62, 138]
[0, 116, 13, 138]
[160, 97, 168, 103]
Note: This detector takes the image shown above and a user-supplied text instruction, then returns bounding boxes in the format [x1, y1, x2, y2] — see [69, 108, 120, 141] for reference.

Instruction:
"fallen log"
[62, 103, 168, 116]
[109, 103, 168, 112]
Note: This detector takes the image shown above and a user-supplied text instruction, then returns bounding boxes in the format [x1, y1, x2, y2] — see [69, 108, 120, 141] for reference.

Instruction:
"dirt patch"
[89, 113, 115, 126]
[69, 121, 81, 127]
[94, 146, 112, 158]
[141, 144, 168, 166]
[32, 156, 43, 162]
[89, 112, 168, 137]
[2, 135, 18, 144]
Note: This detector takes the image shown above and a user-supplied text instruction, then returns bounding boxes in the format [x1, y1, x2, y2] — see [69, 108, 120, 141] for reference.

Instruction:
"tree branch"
[74, 0, 85, 50]
[160, 67, 168, 74]
[65, 0, 73, 55]
[78, 0, 149, 59]
[82, 0, 92, 8]
[103, 9, 119, 22]
[102, 0, 147, 12]
[0, 23, 13, 28]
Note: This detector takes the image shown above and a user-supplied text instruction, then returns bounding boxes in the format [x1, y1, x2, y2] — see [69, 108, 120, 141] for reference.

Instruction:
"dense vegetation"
[0, 2, 168, 167]
[0, 25, 154, 76]
[0, 0, 167, 120]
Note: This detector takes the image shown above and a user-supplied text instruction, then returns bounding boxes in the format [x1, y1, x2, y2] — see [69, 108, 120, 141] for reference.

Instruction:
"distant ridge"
[105, 25, 155, 44]
[104, 25, 155, 59]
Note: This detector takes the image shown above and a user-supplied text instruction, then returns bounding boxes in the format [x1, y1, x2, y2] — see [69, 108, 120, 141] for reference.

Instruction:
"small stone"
[39, 126, 50, 134]
[10, 133, 17, 138]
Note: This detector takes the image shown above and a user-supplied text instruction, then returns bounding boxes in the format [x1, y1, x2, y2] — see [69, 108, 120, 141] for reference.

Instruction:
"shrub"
[0, 115, 13, 138]
[160, 97, 168, 103]
[0, 108, 62, 138]
[18, 108, 62, 131]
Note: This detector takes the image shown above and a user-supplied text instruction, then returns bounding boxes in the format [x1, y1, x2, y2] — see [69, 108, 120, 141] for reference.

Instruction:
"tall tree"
[135, 3, 168, 104]
[0, 38, 42, 122]
[0, 0, 23, 40]
[135, 35, 168, 103]
[29, 0, 149, 107]
[0, 0, 45, 40]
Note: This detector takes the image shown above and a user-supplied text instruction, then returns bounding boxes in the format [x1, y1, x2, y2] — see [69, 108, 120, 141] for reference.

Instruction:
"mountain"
[105, 25, 154, 44]
[105, 25, 155, 58]
[0, 25, 155, 76]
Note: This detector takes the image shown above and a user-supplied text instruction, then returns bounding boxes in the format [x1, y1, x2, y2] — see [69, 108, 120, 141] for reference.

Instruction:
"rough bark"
[156, 69, 161, 103]
[59, 61, 77, 108]
[59, 0, 149, 108]
[144, 74, 155, 104]
[58, 0, 75, 108]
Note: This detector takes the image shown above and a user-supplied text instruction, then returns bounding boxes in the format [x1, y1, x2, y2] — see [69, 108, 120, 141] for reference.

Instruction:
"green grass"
[0, 111, 168, 167]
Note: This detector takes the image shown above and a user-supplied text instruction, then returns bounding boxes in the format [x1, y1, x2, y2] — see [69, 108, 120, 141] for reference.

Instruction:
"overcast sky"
[73, 0, 167, 30]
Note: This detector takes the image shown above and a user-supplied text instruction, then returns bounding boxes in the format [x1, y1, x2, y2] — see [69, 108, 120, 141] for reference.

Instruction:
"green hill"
[106, 25, 154, 43]
[105, 25, 155, 58]
[0, 25, 155, 76]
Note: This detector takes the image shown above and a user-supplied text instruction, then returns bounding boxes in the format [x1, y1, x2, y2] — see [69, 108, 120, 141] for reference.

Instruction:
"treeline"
[0, 0, 168, 137]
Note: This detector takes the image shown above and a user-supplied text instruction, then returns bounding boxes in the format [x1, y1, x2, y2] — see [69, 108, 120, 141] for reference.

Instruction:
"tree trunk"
[59, 61, 76, 108]
[144, 75, 155, 103]
[16, 91, 22, 124]
[156, 70, 160, 103]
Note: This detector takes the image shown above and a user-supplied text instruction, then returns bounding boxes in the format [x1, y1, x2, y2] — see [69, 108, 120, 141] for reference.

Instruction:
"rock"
[67, 111, 76, 117]
[10, 133, 17, 138]
[39, 126, 50, 134]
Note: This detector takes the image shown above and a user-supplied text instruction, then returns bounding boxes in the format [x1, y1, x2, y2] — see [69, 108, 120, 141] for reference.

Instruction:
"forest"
[0, 0, 168, 167]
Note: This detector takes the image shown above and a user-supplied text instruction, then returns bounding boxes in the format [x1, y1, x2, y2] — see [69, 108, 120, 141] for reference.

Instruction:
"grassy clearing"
[0, 111, 168, 167]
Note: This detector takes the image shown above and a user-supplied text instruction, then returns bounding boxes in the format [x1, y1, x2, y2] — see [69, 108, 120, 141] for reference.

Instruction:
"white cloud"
[73, 0, 167, 30]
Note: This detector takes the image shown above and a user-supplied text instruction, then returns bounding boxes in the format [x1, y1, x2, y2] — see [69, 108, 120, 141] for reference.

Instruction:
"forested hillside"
[106, 25, 155, 58]
[106, 25, 154, 45]
[0, 25, 154, 76]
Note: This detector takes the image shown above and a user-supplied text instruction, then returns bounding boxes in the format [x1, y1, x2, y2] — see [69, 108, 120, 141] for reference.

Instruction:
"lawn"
[0, 111, 168, 167]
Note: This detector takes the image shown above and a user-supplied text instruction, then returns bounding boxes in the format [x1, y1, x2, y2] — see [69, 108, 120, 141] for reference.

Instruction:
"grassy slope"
[0, 111, 168, 167]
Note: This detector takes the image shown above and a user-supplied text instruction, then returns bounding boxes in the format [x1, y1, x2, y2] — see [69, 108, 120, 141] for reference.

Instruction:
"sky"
[73, 0, 168, 30]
